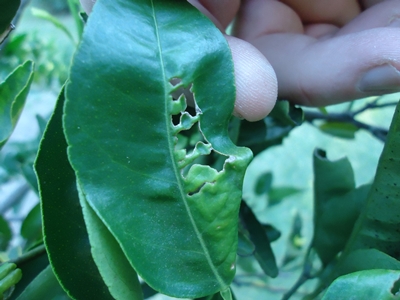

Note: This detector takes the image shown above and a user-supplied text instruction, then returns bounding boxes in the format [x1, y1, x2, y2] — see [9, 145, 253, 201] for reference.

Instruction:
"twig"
[304, 110, 389, 142]
[9, 244, 46, 267]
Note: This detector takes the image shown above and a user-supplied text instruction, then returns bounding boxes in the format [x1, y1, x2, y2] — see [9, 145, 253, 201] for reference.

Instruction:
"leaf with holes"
[63, 0, 252, 298]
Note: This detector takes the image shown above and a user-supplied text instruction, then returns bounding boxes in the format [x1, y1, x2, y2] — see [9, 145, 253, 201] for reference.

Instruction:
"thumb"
[226, 36, 278, 121]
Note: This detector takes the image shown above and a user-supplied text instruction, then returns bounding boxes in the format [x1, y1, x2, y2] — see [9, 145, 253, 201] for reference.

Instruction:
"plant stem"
[9, 244, 46, 267]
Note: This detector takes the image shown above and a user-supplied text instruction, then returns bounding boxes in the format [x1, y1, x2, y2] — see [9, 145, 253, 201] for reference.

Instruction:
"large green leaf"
[0, 61, 34, 149]
[34, 88, 113, 299]
[64, 0, 252, 297]
[0, 0, 20, 43]
[322, 269, 400, 300]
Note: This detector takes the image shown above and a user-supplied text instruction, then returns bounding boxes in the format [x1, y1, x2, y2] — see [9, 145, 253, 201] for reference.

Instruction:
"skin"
[80, 0, 400, 121]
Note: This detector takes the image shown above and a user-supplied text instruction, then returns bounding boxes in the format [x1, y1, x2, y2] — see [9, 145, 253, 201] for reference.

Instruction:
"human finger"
[247, 28, 400, 106]
[226, 36, 277, 121]
[335, 0, 400, 36]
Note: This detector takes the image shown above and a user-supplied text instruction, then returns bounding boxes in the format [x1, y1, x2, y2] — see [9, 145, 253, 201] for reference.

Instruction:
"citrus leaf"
[322, 269, 400, 300]
[20, 203, 42, 247]
[0, 215, 11, 251]
[0, 61, 34, 149]
[78, 184, 143, 300]
[240, 202, 278, 278]
[312, 150, 370, 265]
[0, 263, 21, 297]
[34, 88, 113, 299]
[31, 8, 75, 44]
[314, 102, 400, 294]
[64, 0, 252, 297]
[15, 265, 68, 300]
[318, 121, 359, 139]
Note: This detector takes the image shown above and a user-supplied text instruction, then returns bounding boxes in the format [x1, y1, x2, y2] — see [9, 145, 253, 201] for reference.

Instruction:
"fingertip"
[226, 36, 278, 122]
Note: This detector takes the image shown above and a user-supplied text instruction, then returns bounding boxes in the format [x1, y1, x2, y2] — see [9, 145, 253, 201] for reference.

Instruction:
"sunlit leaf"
[0, 263, 21, 298]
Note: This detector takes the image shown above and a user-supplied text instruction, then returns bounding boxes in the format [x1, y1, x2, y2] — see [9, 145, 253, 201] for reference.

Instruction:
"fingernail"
[388, 16, 400, 28]
[358, 64, 400, 93]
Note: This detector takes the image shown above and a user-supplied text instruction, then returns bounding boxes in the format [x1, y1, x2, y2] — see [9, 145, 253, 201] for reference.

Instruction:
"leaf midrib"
[150, 0, 226, 289]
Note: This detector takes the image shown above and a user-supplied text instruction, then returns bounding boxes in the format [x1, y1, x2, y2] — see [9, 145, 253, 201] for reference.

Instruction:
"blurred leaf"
[269, 100, 304, 126]
[238, 101, 303, 155]
[237, 229, 255, 257]
[318, 107, 328, 115]
[314, 102, 400, 294]
[67, 0, 83, 39]
[15, 265, 68, 300]
[240, 201, 278, 277]
[268, 186, 302, 206]
[318, 121, 359, 139]
[34, 88, 113, 299]
[196, 289, 236, 300]
[142, 283, 158, 299]
[20, 204, 42, 248]
[263, 224, 281, 243]
[0, 215, 11, 251]
[0, 263, 21, 298]
[322, 269, 400, 300]
[254, 172, 272, 195]
[78, 186, 143, 300]
[0, 0, 20, 43]
[64, 0, 252, 297]
[8, 246, 48, 300]
[0, 61, 34, 149]
[31, 8, 75, 44]
[312, 149, 369, 265]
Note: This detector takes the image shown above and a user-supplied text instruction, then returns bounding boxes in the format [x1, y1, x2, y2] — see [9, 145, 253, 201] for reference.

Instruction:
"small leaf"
[0, 215, 11, 251]
[31, 8, 75, 44]
[240, 202, 278, 277]
[318, 121, 359, 139]
[254, 172, 272, 195]
[269, 100, 304, 126]
[15, 265, 68, 300]
[78, 184, 143, 300]
[0, 61, 34, 149]
[322, 269, 400, 300]
[237, 229, 255, 257]
[20, 204, 42, 248]
[0, 263, 22, 297]
[268, 186, 302, 206]
[8, 246, 49, 300]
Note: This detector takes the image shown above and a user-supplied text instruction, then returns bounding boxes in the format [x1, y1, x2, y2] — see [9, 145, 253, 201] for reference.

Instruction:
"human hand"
[194, 0, 400, 120]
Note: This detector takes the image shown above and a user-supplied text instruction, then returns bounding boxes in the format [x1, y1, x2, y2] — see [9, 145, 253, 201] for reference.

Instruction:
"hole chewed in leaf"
[169, 78, 228, 196]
